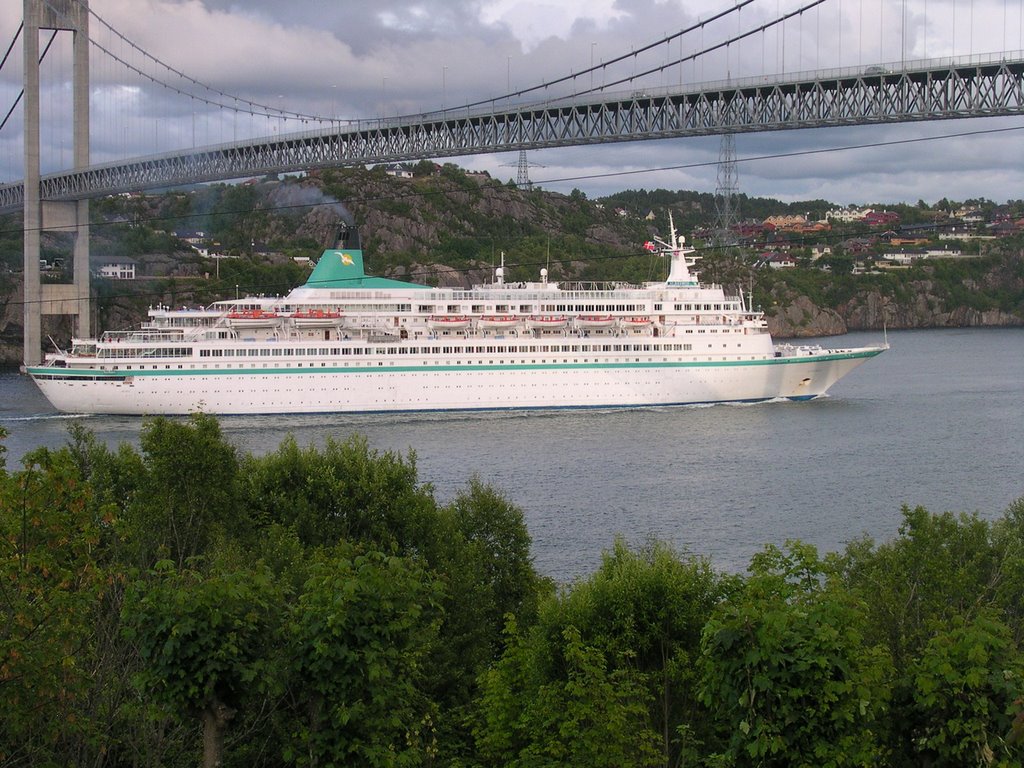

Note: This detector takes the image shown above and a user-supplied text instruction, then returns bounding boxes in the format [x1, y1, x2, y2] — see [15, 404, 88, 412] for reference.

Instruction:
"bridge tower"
[23, 0, 91, 365]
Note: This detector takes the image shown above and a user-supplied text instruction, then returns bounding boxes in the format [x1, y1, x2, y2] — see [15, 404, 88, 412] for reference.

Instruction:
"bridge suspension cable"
[464, 0, 758, 107]
[0, 28, 58, 134]
[0, 21, 22, 73]
[46, 0, 340, 124]
[547, 0, 829, 103]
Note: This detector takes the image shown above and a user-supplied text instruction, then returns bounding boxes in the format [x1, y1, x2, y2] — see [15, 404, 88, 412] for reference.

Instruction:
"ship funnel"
[334, 224, 362, 251]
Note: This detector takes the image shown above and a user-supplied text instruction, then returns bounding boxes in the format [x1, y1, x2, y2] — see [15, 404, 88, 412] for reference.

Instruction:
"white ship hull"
[28, 348, 882, 416]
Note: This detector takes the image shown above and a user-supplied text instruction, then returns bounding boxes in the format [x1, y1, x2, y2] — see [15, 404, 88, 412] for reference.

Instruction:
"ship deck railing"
[101, 329, 188, 344]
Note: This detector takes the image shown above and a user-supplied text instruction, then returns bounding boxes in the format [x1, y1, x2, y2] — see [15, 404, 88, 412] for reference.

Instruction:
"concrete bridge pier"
[23, 0, 91, 366]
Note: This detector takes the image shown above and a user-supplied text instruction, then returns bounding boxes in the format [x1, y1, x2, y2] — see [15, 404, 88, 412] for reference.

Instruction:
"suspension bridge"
[3, 0, 1024, 363]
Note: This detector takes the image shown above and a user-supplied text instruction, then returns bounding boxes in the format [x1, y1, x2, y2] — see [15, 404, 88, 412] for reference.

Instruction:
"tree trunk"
[202, 699, 236, 768]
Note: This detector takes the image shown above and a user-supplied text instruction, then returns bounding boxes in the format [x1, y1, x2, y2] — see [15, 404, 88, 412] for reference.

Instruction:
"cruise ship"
[25, 222, 886, 415]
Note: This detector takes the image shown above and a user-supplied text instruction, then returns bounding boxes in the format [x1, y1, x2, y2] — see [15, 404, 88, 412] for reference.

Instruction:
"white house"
[96, 258, 137, 280]
[825, 207, 872, 223]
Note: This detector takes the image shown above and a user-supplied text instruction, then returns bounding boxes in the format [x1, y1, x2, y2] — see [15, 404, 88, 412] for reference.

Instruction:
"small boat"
[619, 316, 653, 328]
[427, 315, 472, 330]
[226, 309, 281, 328]
[576, 315, 615, 329]
[291, 309, 344, 327]
[526, 315, 569, 330]
[478, 315, 520, 329]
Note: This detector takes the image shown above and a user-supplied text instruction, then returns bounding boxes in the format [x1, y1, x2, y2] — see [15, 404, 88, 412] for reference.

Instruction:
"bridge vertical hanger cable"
[836, 0, 840, 65]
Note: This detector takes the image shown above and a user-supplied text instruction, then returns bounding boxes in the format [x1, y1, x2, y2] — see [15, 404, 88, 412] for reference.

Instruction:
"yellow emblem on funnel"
[340, 253, 354, 266]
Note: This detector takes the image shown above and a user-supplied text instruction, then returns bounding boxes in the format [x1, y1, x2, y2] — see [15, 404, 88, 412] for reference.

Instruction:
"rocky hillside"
[764, 257, 1024, 337]
[2, 167, 1023, 365]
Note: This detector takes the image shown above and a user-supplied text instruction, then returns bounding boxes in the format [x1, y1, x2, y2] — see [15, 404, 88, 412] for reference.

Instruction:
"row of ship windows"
[201, 342, 702, 357]
[102, 345, 761, 371]
[194, 338, 744, 358]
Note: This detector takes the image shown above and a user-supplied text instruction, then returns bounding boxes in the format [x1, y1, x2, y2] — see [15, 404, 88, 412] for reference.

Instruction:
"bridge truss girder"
[2, 57, 1023, 213]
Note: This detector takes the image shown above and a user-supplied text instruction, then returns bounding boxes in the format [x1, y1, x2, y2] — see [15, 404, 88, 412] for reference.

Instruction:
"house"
[382, 163, 413, 179]
[763, 214, 807, 230]
[766, 253, 797, 269]
[825, 207, 872, 222]
[174, 230, 209, 247]
[880, 249, 926, 266]
[809, 244, 832, 261]
[862, 210, 900, 227]
[95, 257, 137, 280]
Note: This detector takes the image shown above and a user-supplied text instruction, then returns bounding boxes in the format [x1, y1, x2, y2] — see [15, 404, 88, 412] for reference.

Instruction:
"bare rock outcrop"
[766, 294, 847, 338]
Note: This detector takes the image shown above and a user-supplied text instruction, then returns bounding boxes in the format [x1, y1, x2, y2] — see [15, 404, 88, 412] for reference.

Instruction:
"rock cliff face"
[767, 285, 1024, 339]
[766, 294, 848, 338]
[840, 281, 1023, 331]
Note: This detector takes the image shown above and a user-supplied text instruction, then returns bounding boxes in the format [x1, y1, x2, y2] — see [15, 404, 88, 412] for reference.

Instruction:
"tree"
[0, 448, 117, 766]
[126, 414, 245, 567]
[123, 558, 283, 768]
[284, 546, 441, 767]
[474, 538, 729, 767]
[838, 505, 1001, 671]
[239, 434, 436, 551]
[476, 621, 661, 767]
[700, 542, 890, 767]
[909, 612, 1024, 766]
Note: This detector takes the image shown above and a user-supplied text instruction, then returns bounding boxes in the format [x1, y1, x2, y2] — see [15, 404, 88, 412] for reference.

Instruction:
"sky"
[1, 0, 1023, 207]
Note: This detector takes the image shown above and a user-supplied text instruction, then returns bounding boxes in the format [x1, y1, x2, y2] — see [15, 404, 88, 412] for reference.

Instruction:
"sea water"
[3, 328, 1022, 580]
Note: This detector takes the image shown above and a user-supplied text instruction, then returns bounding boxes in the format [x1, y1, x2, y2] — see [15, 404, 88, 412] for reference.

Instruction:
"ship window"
[684, 344, 692, 350]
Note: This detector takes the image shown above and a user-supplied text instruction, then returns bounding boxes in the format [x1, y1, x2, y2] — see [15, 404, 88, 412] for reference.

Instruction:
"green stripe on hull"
[27, 348, 884, 380]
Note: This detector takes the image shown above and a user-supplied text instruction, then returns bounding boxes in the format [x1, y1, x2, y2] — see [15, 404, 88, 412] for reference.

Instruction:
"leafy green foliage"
[124, 559, 282, 719]
[7, 414, 1024, 768]
[239, 434, 436, 550]
[476, 620, 661, 767]
[700, 543, 891, 767]
[0, 449, 116, 766]
[123, 557, 284, 768]
[125, 414, 245, 567]
[285, 546, 441, 766]
[909, 613, 1024, 766]
[838, 505, 1003, 669]
[475, 539, 731, 767]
